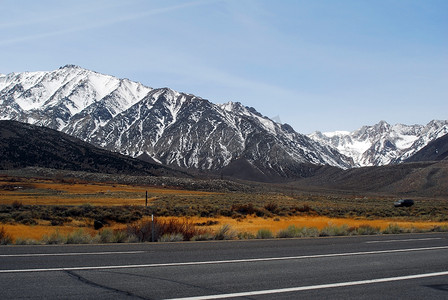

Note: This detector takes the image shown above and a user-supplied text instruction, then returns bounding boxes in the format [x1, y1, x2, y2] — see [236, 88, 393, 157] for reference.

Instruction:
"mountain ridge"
[1, 65, 446, 180]
[308, 120, 448, 167]
[0, 119, 186, 177]
[0, 65, 353, 180]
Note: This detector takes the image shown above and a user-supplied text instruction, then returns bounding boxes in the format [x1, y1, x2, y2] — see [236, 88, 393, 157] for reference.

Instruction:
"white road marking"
[366, 238, 443, 244]
[0, 251, 145, 257]
[0, 245, 447, 273]
[164, 271, 448, 300]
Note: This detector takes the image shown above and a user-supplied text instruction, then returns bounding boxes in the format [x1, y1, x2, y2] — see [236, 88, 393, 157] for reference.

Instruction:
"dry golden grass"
[4, 216, 447, 242]
[133, 216, 448, 235]
[2, 224, 95, 241]
[0, 176, 219, 206]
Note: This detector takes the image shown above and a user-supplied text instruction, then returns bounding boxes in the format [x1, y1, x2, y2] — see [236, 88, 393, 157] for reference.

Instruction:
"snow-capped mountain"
[0, 65, 152, 130]
[308, 120, 448, 167]
[0, 65, 353, 179]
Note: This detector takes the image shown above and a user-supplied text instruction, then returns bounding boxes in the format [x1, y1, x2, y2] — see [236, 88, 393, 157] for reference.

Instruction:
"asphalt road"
[1, 233, 447, 299]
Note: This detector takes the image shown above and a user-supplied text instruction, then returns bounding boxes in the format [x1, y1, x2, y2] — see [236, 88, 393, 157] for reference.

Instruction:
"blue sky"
[1, 0, 447, 133]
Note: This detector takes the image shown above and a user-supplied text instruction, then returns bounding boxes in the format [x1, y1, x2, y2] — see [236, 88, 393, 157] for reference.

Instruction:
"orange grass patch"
[3, 216, 447, 242]
[171, 216, 448, 234]
[0, 196, 155, 206]
[2, 224, 96, 241]
[0, 177, 219, 206]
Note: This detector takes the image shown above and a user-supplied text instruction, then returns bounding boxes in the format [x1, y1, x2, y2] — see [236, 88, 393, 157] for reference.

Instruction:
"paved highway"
[1, 233, 447, 299]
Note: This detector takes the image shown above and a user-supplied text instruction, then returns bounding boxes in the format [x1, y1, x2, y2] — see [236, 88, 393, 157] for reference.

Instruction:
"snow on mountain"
[2, 65, 445, 177]
[308, 120, 448, 167]
[0, 65, 152, 130]
[0, 66, 354, 179]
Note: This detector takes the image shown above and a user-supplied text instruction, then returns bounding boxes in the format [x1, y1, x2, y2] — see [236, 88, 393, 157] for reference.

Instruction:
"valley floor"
[1, 172, 447, 244]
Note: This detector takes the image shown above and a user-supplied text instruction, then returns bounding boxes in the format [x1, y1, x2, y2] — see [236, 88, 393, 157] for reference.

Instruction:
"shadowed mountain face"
[291, 160, 448, 198]
[0, 120, 187, 177]
[405, 133, 448, 162]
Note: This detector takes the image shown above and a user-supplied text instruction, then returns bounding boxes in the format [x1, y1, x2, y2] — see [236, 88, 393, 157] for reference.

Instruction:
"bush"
[276, 225, 319, 238]
[94, 220, 104, 230]
[127, 221, 153, 242]
[430, 225, 448, 232]
[126, 218, 207, 242]
[320, 224, 349, 237]
[14, 237, 40, 245]
[277, 225, 301, 238]
[352, 225, 381, 235]
[41, 230, 67, 244]
[191, 233, 215, 241]
[97, 228, 115, 243]
[12, 201, 23, 210]
[237, 232, 256, 239]
[256, 229, 274, 239]
[158, 233, 184, 242]
[382, 223, 405, 234]
[66, 229, 93, 244]
[264, 202, 279, 213]
[112, 229, 135, 243]
[195, 220, 220, 226]
[214, 224, 237, 240]
[0, 227, 13, 245]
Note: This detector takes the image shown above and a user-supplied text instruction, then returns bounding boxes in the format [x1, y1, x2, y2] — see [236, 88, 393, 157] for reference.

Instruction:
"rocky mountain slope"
[0, 65, 352, 180]
[2, 65, 446, 180]
[405, 133, 448, 162]
[0, 120, 185, 177]
[291, 159, 448, 198]
[308, 120, 448, 167]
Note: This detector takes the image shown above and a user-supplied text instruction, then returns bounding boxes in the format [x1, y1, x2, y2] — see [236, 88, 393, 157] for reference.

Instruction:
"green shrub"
[277, 225, 319, 238]
[382, 223, 404, 234]
[158, 233, 184, 242]
[352, 225, 381, 235]
[256, 228, 274, 239]
[191, 233, 215, 241]
[66, 229, 93, 244]
[277, 225, 300, 238]
[97, 228, 114, 243]
[114, 230, 135, 243]
[320, 224, 349, 237]
[41, 230, 67, 244]
[214, 224, 237, 240]
[300, 227, 319, 237]
[430, 225, 448, 232]
[14, 237, 40, 245]
[237, 232, 256, 239]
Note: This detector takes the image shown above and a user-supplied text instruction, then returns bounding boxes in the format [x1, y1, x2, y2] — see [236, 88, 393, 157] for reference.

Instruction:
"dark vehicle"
[394, 199, 414, 207]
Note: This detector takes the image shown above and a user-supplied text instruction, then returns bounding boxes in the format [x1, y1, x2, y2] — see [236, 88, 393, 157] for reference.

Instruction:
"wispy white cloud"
[0, 0, 223, 46]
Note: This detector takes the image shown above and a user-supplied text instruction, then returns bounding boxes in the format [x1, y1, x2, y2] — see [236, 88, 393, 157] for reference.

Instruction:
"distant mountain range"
[1, 65, 447, 181]
[308, 120, 448, 167]
[2, 119, 447, 197]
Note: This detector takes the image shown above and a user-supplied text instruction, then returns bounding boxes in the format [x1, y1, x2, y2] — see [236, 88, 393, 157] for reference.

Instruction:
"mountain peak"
[59, 64, 82, 70]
